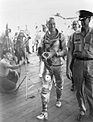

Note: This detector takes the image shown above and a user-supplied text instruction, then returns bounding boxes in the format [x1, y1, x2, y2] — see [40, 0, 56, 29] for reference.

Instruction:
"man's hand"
[42, 51, 56, 59]
[47, 52, 54, 59]
[66, 68, 72, 80]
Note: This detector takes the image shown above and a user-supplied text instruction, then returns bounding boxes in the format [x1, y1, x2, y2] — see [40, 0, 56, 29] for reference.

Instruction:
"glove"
[43, 51, 56, 59]
[42, 52, 56, 66]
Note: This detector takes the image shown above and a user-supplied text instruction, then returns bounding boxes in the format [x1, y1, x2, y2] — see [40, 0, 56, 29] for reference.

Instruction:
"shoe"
[36, 112, 48, 120]
[71, 85, 75, 91]
[71, 87, 74, 91]
[77, 111, 86, 121]
[56, 101, 62, 108]
[28, 52, 31, 54]
[27, 61, 30, 64]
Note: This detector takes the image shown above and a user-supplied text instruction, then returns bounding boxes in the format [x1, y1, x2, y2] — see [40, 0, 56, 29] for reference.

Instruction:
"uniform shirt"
[68, 27, 93, 60]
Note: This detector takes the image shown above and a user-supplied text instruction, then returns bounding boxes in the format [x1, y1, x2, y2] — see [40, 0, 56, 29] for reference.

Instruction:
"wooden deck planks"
[0, 54, 93, 122]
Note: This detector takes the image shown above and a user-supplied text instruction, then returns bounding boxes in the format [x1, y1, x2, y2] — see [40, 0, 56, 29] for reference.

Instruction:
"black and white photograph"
[0, 0, 93, 122]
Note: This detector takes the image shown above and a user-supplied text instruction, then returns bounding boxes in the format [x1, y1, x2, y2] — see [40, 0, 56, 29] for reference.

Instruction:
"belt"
[52, 64, 63, 67]
[76, 57, 93, 61]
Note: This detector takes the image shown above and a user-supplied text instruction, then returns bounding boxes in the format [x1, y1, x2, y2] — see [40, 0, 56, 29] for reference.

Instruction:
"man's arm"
[66, 46, 72, 71]
[56, 35, 67, 58]
[66, 34, 74, 79]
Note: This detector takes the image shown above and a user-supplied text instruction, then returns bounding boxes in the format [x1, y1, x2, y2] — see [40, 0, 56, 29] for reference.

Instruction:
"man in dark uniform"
[66, 10, 93, 121]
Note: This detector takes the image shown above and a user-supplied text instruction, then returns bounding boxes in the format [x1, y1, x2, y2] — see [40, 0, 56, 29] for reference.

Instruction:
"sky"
[0, 0, 93, 36]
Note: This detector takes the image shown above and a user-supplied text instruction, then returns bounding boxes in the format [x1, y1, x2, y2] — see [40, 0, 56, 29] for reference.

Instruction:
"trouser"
[36, 42, 39, 51]
[71, 77, 74, 88]
[40, 65, 64, 112]
[72, 59, 93, 114]
[70, 58, 74, 88]
[39, 59, 44, 76]
[26, 45, 30, 53]
[0, 70, 19, 92]
[32, 46, 34, 52]
[15, 49, 24, 64]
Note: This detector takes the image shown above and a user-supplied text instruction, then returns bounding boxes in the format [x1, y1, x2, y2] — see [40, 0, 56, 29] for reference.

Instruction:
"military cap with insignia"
[78, 10, 93, 21]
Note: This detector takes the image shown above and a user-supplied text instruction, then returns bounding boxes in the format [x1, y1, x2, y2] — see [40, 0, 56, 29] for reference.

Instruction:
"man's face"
[48, 21, 56, 32]
[43, 27, 46, 32]
[80, 17, 90, 28]
[73, 24, 78, 31]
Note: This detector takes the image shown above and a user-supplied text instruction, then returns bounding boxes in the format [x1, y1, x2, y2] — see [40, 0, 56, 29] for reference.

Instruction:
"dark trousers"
[73, 59, 93, 114]
[70, 59, 74, 88]
[26, 45, 30, 53]
[15, 49, 25, 64]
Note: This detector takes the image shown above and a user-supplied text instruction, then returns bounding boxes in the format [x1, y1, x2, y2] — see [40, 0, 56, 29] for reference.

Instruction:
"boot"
[37, 112, 48, 120]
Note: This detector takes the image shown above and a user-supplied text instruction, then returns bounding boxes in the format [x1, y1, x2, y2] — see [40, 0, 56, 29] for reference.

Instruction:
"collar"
[81, 27, 91, 37]
[46, 29, 59, 39]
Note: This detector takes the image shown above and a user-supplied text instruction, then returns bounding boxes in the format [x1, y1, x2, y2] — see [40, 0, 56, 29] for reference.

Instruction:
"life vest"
[42, 29, 65, 66]
[43, 29, 63, 52]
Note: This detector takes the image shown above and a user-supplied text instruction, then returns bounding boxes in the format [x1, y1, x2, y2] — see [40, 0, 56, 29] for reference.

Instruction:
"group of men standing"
[0, 8, 93, 121]
[37, 10, 93, 121]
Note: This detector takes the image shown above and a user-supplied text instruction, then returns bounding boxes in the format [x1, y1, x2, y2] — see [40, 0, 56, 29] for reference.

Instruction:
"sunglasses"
[79, 16, 91, 21]
[79, 17, 87, 21]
